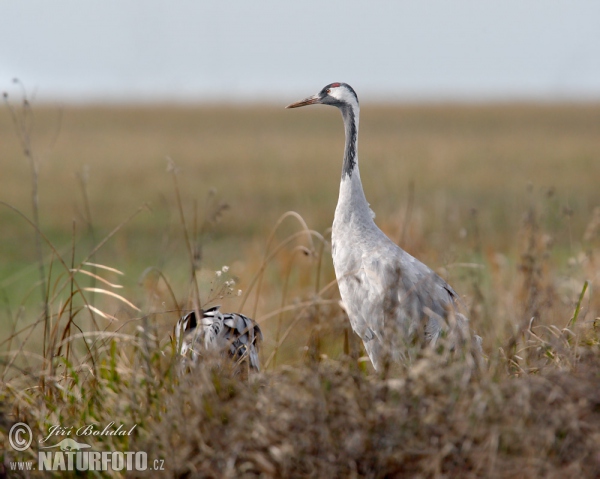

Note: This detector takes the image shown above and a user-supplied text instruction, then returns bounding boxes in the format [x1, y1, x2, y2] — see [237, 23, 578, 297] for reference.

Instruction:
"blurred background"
[1, 1, 599, 363]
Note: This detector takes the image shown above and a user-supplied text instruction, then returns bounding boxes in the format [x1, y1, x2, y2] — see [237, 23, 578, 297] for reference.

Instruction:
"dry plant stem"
[79, 205, 148, 267]
[313, 237, 326, 295]
[192, 198, 202, 267]
[0, 291, 22, 375]
[263, 299, 339, 370]
[306, 239, 327, 364]
[568, 280, 589, 328]
[139, 267, 182, 319]
[259, 298, 340, 325]
[4, 87, 51, 349]
[42, 251, 58, 383]
[53, 331, 141, 352]
[40, 204, 148, 310]
[4, 319, 49, 384]
[77, 167, 97, 300]
[273, 246, 311, 368]
[70, 268, 123, 289]
[66, 221, 76, 368]
[0, 202, 146, 380]
[169, 162, 202, 315]
[246, 211, 316, 319]
[521, 202, 543, 320]
[42, 251, 54, 364]
[40, 254, 61, 391]
[238, 228, 324, 315]
[1, 313, 36, 382]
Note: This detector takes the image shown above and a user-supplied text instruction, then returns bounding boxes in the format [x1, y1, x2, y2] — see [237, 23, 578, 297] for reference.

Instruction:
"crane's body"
[175, 305, 262, 373]
[287, 83, 467, 370]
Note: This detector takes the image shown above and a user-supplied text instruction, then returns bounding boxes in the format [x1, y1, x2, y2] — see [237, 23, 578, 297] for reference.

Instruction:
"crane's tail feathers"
[175, 307, 262, 377]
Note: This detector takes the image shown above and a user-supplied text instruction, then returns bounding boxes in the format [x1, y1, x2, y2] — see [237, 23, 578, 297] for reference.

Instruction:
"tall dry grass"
[1, 91, 600, 477]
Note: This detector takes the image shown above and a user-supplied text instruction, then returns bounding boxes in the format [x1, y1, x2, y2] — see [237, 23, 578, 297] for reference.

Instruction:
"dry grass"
[1, 97, 600, 477]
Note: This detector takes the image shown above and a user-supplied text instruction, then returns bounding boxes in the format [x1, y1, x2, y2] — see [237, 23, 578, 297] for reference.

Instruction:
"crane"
[175, 305, 262, 374]
[287, 83, 476, 370]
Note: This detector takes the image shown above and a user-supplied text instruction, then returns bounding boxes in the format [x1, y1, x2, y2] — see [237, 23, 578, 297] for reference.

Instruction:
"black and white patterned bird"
[287, 83, 478, 370]
[175, 305, 262, 373]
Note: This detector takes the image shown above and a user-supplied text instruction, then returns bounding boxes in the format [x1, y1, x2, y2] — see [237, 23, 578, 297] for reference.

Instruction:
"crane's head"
[286, 82, 359, 110]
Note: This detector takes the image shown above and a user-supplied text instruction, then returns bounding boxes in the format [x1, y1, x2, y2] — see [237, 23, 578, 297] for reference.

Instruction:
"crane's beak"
[286, 94, 320, 109]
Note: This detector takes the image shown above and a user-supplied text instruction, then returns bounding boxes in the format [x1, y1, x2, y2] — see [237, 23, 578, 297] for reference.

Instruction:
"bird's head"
[286, 82, 359, 110]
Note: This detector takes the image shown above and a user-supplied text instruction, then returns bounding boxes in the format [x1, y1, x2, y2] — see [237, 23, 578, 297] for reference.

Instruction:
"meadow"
[1, 99, 599, 477]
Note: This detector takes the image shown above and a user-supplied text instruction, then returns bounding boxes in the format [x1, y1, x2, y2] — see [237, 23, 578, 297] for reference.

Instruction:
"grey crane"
[287, 83, 475, 370]
[175, 305, 262, 374]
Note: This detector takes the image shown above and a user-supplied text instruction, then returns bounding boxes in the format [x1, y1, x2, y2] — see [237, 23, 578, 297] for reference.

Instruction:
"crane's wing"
[221, 311, 263, 371]
[339, 241, 461, 368]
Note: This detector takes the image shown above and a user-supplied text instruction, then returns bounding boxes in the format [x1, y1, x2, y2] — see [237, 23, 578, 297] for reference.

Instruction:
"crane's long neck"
[340, 103, 359, 180]
[336, 102, 372, 219]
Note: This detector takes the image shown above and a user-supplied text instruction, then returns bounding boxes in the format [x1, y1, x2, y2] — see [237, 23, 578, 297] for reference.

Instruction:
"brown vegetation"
[1, 98, 599, 477]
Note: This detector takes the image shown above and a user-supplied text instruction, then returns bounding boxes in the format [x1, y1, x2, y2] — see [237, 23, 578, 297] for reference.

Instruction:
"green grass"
[1, 100, 600, 477]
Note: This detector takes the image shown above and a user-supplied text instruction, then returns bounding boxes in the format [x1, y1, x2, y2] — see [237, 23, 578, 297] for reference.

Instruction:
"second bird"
[287, 83, 472, 370]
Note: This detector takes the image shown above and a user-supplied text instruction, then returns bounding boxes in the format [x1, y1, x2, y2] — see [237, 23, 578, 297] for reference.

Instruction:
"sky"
[2, 1, 600, 103]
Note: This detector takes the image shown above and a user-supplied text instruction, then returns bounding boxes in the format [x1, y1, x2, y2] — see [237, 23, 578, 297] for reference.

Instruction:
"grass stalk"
[568, 280, 589, 328]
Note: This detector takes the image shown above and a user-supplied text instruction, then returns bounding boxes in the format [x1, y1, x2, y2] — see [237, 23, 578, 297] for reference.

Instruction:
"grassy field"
[1, 100, 600, 477]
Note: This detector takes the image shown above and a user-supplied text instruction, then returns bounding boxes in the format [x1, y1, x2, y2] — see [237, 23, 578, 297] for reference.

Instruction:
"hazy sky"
[2, 1, 600, 103]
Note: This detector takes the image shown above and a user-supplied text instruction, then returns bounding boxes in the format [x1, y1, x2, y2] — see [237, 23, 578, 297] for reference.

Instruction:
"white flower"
[237, 289, 242, 297]
[221, 265, 229, 273]
[215, 270, 222, 277]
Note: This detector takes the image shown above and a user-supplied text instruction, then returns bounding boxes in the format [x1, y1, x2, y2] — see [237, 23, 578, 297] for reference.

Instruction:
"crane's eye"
[326, 89, 331, 94]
